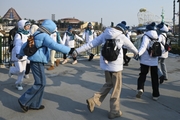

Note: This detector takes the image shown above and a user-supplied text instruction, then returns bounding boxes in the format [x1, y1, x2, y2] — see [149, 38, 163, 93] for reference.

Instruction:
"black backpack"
[101, 39, 120, 61]
[145, 34, 162, 57]
[161, 34, 171, 52]
[23, 32, 42, 57]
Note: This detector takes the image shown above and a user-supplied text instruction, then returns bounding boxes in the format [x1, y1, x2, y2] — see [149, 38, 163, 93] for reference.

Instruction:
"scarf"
[85, 28, 92, 35]
[17, 28, 29, 35]
[66, 31, 74, 40]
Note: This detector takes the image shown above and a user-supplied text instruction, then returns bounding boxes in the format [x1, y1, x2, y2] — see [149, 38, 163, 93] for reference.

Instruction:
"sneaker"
[152, 97, 159, 101]
[72, 60, 77, 65]
[47, 65, 54, 70]
[136, 89, 143, 98]
[29, 105, 45, 110]
[88, 54, 94, 61]
[108, 111, 122, 119]
[55, 59, 60, 66]
[16, 84, 23, 91]
[123, 63, 128, 66]
[24, 74, 29, 79]
[18, 100, 28, 112]
[86, 98, 95, 112]
[62, 59, 68, 64]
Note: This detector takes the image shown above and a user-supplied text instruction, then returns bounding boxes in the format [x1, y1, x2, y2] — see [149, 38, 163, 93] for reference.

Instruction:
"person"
[156, 22, 169, 84]
[47, 28, 61, 70]
[82, 22, 97, 61]
[61, 26, 83, 65]
[72, 22, 138, 119]
[134, 30, 144, 49]
[8, 20, 31, 90]
[136, 22, 160, 101]
[121, 22, 131, 66]
[17, 19, 70, 112]
[24, 24, 39, 78]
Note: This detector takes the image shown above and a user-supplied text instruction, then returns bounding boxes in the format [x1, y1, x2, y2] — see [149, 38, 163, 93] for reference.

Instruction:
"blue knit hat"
[146, 22, 156, 30]
[25, 21, 31, 26]
[87, 22, 92, 27]
[157, 22, 168, 32]
[116, 21, 127, 33]
[67, 26, 72, 31]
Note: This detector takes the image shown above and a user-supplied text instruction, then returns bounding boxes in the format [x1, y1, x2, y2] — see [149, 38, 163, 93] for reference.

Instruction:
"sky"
[0, 0, 179, 27]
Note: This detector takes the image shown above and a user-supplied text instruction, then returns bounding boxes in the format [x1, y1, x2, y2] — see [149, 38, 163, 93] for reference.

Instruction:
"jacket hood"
[103, 27, 122, 39]
[18, 20, 28, 30]
[41, 19, 57, 34]
[145, 30, 158, 40]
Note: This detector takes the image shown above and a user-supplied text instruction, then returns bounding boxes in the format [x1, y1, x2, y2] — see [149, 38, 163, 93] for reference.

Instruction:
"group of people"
[8, 18, 170, 119]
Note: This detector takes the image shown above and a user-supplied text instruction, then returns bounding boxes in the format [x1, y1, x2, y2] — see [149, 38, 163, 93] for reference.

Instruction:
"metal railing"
[0, 36, 101, 64]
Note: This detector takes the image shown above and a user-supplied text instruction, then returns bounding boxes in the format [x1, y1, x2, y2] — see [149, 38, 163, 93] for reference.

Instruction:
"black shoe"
[123, 63, 128, 66]
[88, 54, 94, 61]
[127, 57, 131, 63]
[29, 105, 45, 110]
[18, 100, 28, 112]
[159, 75, 165, 84]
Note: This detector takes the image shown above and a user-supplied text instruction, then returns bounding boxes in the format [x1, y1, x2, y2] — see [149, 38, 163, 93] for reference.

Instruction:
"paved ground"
[0, 54, 180, 120]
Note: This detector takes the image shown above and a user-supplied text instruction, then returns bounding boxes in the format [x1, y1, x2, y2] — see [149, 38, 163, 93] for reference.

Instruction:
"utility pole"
[173, 0, 175, 34]
[178, 0, 180, 46]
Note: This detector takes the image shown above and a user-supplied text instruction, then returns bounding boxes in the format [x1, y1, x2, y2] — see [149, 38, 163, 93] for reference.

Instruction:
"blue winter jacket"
[19, 19, 70, 63]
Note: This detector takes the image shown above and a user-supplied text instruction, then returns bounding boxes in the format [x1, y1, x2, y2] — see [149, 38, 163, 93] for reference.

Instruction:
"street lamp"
[178, 0, 180, 46]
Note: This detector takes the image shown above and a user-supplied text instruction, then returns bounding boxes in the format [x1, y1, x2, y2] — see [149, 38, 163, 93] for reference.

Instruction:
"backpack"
[23, 32, 42, 57]
[161, 34, 171, 52]
[9, 33, 22, 52]
[101, 39, 120, 61]
[145, 34, 162, 57]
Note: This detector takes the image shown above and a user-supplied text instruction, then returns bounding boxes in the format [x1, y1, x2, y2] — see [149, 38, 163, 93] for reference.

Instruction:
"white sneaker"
[152, 97, 159, 101]
[136, 89, 143, 98]
[62, 59, 68, 64]
[24, 74, 29, 79]
[16, 84, 23, 91]
[72, 60, 77, 65]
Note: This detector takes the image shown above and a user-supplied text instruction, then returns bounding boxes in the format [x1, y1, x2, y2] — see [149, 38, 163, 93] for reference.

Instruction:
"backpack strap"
[17, 32, 22, 39]
[160, 33, 167, 45]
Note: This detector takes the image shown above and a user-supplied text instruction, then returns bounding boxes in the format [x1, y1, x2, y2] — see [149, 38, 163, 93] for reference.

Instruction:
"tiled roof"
[3, 7, 21, 20]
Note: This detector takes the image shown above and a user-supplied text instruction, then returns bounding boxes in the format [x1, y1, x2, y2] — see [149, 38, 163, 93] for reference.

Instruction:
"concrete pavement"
[0, 54, 180, 120]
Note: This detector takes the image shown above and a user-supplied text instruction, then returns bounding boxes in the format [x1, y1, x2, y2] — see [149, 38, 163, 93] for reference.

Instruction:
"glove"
[16, 54, 23, 59]
[72, 50, 78, 58]
[134, 54, 139, 61]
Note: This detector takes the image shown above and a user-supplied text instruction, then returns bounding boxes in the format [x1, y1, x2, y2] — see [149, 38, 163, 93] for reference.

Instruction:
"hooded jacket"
[19, 19, 70, 63]
[11, 20, 29, 62]
[138, 30, 159, 66]
[76, 27, 138, 72]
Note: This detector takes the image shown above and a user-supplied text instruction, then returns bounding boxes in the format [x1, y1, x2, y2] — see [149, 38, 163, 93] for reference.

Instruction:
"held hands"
[133, 54, 139, 61]
[16, 54, 23, 59]
[72, 50, 78, 58]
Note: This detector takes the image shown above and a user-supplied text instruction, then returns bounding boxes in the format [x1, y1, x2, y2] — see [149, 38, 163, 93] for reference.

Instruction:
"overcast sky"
[0, 0, 179, 27]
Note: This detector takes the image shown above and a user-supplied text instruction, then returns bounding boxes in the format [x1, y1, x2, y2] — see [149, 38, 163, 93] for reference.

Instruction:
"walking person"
[47, 28, 61, 70]
[61, 26, 83, 65]
[156, 22, 169, 84]
[9, 20, 31, 90]
[16, 19, 70, 112]
[136, 22, 160, 100]
[82, 22, 97, 61]
[121, 22, 131, 66]
[72, 22, 138, 119]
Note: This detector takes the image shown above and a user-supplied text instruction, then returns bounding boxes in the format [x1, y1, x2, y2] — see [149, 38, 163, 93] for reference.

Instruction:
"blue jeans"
[18, 62, 46, 108]
[158, 58, 168, 79]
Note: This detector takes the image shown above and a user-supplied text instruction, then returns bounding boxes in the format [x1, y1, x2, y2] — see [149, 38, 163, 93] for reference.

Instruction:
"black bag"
[101, 39, 120, 61]
[145, 34, 162, 57]
[23, 33, 42, 56]
[161, 34, 171, 52]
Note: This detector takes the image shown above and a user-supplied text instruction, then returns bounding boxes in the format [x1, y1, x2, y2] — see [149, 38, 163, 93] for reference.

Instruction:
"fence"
[0, 36, 101, 65]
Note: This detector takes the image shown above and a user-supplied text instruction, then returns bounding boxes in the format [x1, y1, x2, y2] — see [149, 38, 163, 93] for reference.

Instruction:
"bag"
[161, 34, 171, 51]
[101, 39, 120, 61]
[145, 34, 162, 57]
[9, 33, 22, 52]
[23, 32, 42, 56]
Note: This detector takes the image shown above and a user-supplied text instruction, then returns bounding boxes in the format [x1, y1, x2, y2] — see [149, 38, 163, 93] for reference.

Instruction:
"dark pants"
[123, 48, 131, 64]
[25, 63, 30, 75]
[137, 64, 160, 97]
[63, 48, 76, 60]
